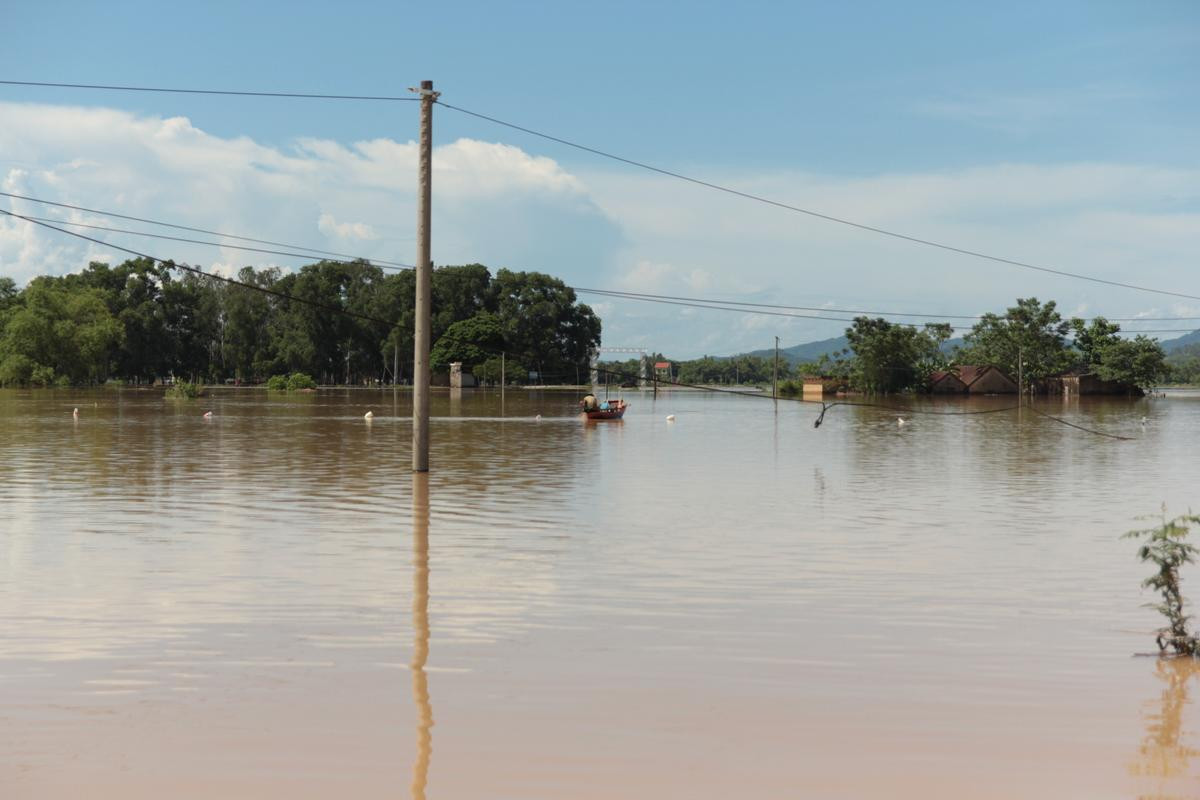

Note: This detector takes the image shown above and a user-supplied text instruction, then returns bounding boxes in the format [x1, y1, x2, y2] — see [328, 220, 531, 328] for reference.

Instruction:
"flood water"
[3, 386, 1200, 799]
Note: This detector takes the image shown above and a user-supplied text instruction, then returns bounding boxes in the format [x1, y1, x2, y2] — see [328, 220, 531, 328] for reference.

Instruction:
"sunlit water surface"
[3, 387, 1200, 799]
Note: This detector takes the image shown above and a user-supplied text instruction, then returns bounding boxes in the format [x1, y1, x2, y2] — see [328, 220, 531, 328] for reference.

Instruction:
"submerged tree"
[1125, 508, 1200, 657]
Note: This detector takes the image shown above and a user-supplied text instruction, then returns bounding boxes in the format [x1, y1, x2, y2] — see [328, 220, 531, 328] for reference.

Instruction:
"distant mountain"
[740, 335, 963, 365]
[1161, 329, 1200, 353]
[742, 335, 849, 365]
[734, 327, 1200, 366]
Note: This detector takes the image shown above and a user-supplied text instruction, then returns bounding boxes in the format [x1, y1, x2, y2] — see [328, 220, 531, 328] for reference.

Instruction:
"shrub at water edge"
[166, 381, 202, 399]
[1125, 507, 1200, 657]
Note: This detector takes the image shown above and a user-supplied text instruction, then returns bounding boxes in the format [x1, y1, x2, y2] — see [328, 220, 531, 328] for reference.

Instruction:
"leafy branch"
[1124, 507, 1200, 657]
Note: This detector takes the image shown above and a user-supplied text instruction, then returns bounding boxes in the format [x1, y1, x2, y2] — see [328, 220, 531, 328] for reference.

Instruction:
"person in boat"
[581, 394, 599, 412]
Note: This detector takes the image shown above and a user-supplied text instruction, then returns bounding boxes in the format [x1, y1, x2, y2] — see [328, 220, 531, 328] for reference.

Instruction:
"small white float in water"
[535, 414, 542, 422]
[666, 414, 676, 422]
[364, 410, 374, 420]
[897, 417, 906, 427]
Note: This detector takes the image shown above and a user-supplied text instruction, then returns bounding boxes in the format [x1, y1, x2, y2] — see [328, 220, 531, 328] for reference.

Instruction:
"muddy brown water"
[2, 387, 1199, 798]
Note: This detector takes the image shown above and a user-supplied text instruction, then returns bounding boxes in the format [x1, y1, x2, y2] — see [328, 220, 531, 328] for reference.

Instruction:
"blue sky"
[1, 1, 1198, 356]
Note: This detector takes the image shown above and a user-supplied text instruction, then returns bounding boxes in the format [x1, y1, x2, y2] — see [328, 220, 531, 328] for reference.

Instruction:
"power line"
[0, 208, 401, 329]
[440, 101, 1200, 305]
[575, 286, 1200, 323]
[0, 191, 414, 268]
[0, 79, 420, 102]
[5, 80, 1194, 304]
[5, 192, 1197, 333]
[581, 289, 1200, 334]
[593, 364, 1132, 440]
[1, 207, 1142, 443]
[18, 214, 416, 271]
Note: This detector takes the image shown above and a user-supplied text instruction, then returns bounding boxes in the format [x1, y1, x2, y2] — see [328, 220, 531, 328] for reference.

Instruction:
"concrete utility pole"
[1018, 348, 1024, 406]
[773, 336, 780, 402]
[412, 80, 437, 472]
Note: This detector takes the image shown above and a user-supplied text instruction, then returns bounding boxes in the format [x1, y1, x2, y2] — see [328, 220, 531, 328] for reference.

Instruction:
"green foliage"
[489, 269, 601, 382]
[844, 318, 949, 393]
[1070, 317, 1122, 370]
[1124, 508, 1200, 657]
[265, 375, 289, 391]
[1092, 335, 1168, 390]
[778, 379, 803, 396]
[1167, 343, 1200, 385]
[472, 356, 512, 386]
[959, 297, 1073, 382]
[0, 278, 124, 386]
[166, 381, 202, 399]
[286, 372, 317, 391]
[1068, 317, 1167, 390]
[430, 312, 504, 370]
[0, 260, 602, 389]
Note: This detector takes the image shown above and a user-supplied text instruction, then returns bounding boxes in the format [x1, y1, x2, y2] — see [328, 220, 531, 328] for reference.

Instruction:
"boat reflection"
[1129, 657, 1200, 798]
[411, 473, 433, 800]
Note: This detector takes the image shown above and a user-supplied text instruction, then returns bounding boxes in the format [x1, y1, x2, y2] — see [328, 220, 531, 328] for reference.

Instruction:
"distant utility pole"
[773, 336, 780, 402]
[1018, 347, 1024, 406]
[412, 80, 437, 472]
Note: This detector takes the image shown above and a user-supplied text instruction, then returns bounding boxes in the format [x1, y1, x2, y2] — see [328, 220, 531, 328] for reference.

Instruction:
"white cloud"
[0, 101, 618, 289]
[317, 213, 378, 241]
[1, 101, 1197, 358]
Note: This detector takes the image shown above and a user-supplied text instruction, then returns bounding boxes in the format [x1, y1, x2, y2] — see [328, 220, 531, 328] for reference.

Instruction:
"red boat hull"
[582, 400, 627, 420]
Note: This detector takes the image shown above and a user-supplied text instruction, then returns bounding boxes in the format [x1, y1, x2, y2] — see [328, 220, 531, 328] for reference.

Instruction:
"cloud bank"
[2, 101, 1198, 357]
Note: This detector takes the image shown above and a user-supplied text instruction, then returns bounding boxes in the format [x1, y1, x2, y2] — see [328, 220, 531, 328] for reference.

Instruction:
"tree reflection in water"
[411, 473, 433, 800]
[1130, 658, 1200, 799]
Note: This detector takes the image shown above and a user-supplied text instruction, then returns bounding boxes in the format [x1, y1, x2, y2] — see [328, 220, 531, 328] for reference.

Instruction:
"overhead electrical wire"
[573, 286, 1200, 323]
[437, 101, 1200, 305]
[2, 79, 1193, 305]
[0, 79, 420, 102]
[0, 191, 414, 268]
[16, 214, 415, 270]
[5, 192, 1197, 332]
[0, 206, 1143, 443]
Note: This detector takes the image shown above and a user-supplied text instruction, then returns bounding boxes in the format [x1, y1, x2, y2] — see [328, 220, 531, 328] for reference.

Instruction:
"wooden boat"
[581, 398, 627, 420]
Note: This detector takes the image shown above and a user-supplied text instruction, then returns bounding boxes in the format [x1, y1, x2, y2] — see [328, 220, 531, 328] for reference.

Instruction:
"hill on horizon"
[737, 327, 1200, 364]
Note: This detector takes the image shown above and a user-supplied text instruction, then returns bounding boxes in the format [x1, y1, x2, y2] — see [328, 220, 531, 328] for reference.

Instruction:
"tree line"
[0, 260, 601, 387]
[600, 297, 1179, 393]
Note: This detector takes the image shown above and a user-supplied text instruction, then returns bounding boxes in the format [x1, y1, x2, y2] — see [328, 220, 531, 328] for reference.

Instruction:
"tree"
[430, 312, 504, 370]
[1094, 335, 1167, 390]
[959, 297, 1072, 381]
[0, 278, 123, 385]
[490, 269, 601, 382]
[844, 317, 946, 393]
[1070, 316, 1122, 370]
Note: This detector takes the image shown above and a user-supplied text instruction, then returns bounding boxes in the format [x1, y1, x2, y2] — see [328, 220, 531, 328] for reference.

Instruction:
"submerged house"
[928, 370, 968, 394]
[1039, 372, 1142, 397]
[802, 375, 847, 397]
[956, 365, 1018, 395]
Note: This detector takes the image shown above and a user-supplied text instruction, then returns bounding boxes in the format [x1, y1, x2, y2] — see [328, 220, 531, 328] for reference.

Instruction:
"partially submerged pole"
[773, 336, 780, 403]
[412, 79, 436, 472]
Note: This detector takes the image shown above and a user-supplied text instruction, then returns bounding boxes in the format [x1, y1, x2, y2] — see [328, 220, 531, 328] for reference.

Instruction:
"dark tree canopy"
[0, 260, 602, 387]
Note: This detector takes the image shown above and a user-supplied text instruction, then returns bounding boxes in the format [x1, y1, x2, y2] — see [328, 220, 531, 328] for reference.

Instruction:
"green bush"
[286, 372, 317, 391]
[0, 354, 35, 386]
[30, 365, 58, 387]
[166, 381, 202, 399]
[265, 375, 288, 391]
[1124, 507, 1200, 657]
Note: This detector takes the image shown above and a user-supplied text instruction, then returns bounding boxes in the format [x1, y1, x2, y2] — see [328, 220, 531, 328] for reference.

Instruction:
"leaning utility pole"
[412, 80, 437, 472]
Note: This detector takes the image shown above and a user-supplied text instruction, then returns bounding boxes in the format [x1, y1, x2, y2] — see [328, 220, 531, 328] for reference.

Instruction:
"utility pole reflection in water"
[1129, 658, 1200, 797]
[411, 473, 433, 799]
